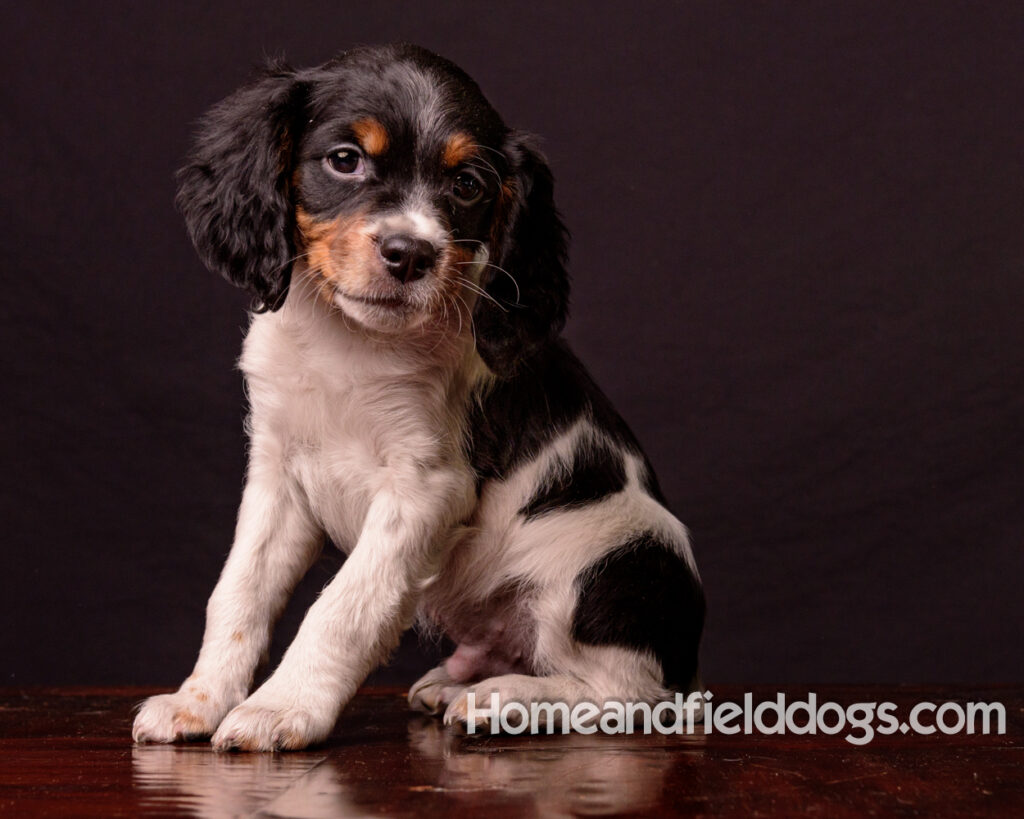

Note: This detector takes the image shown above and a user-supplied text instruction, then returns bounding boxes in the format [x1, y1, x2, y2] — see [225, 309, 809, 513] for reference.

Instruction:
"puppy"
[133, 44, 705, 751]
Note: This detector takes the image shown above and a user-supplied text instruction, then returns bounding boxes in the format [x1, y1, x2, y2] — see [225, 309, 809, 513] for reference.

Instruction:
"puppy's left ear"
[176, 62, 308, 311]
[474, 133, 570, 374]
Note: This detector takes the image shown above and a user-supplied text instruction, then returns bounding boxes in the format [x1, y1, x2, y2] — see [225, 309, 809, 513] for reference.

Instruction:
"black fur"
[294, 45, 507, 245]
[520, 437, 627, 520]
[469, 339, 649, 481]
[473, 135, 570, 376]
[639, 464, 669, 506]
[176, 63, 309, 311]
[572, 534, 705, 691]
[176, 43, 706, 706]
[176, 42, 568, 369]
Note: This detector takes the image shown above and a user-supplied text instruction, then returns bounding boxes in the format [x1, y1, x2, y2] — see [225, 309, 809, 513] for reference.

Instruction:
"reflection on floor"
[2, 686, 1021, 816]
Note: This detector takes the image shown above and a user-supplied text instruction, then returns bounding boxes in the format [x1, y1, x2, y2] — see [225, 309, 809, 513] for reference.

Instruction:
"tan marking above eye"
[351, 118, 389, 156]
[443, 131, 477, 168]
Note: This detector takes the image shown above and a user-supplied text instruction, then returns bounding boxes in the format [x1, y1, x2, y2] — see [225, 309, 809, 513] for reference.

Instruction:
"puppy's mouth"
[337, 290, 409, 309]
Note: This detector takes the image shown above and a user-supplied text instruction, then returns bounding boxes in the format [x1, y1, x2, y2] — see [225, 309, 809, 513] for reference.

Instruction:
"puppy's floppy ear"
[176, 62, 308, 311]
[474, 133, 570, 374]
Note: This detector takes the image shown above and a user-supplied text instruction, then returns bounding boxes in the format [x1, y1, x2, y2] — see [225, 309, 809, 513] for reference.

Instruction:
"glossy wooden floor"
[1, 686, 1021, 817]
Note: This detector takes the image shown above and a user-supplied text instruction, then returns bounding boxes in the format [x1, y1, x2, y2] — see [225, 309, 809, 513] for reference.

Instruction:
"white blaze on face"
[370, 185, 450, 250]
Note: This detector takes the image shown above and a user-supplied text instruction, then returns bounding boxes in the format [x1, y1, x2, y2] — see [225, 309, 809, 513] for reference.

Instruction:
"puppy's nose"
[379, 234, 437, 283]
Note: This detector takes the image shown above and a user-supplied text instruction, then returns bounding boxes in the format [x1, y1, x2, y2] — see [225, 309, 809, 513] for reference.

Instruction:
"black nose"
[379, 234, 437, 283]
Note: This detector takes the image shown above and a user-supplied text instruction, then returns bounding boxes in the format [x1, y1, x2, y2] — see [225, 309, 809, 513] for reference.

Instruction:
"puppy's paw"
[210, 698, 331, 752]
[408, 665, 466, 716]
[443, 683, 502, 734]
[443, 675, 569, 734]
[133, 687, 231, 744]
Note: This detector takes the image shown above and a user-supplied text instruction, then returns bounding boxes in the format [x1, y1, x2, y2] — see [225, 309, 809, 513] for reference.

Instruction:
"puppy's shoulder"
[468, 339, 644, 481]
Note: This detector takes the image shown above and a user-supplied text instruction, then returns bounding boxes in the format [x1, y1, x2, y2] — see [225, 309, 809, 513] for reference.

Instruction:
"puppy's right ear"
[176, 63, 308, 311]
[474, 134, 570, 375]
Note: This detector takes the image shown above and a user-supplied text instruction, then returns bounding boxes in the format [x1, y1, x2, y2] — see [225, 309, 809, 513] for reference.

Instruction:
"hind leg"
[442, 644, 669, 732]
[442, 533, 705, 733]
[408, 664, 468, 715]
[408, 635, 534, 716]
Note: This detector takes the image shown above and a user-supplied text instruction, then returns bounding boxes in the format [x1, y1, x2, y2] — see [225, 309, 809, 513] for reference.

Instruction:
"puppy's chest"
[256, 365, 468, 547]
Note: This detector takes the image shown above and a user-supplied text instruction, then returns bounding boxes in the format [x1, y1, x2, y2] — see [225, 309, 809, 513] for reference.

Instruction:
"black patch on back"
[572, 534, 705, 691]
[519, 439, 627, 520]
[469, 339, 646, 482]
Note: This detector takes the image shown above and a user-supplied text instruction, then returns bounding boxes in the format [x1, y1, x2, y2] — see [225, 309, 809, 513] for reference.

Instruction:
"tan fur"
[134, 48, 703, 755]
[443, 132, 476, 167]
[352, 118, 389, 156]
[295, 207, 378, 303]
[173, 710, 209, 735]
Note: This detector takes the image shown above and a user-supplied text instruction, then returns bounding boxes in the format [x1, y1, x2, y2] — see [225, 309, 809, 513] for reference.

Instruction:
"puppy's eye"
[452, 170, 483, 205]
[325, 146, 365, 177]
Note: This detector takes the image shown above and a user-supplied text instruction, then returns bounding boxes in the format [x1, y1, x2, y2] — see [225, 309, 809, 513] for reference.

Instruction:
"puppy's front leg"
[133, 458, 323, 744]
[212, 471, 472, 751]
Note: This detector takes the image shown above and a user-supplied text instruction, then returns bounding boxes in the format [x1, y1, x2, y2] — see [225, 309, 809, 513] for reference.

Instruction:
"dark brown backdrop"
[3, 1, 1022, 686]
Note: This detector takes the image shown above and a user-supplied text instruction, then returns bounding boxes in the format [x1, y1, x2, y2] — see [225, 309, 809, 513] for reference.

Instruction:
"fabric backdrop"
[3, 1, 1022, 685]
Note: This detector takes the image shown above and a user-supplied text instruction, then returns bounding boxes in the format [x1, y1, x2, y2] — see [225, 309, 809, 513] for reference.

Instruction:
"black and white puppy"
[133, 44, 705, 751]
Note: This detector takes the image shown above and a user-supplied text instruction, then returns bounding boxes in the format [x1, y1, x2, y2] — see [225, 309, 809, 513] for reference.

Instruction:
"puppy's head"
[178, 44, 568, 373]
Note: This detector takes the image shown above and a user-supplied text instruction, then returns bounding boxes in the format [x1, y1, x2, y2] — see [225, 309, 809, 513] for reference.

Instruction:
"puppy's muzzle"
[379, 234, 437, 283]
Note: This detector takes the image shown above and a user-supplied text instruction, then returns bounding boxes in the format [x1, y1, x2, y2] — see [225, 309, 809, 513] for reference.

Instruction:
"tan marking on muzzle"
[296, 206, 379, 303]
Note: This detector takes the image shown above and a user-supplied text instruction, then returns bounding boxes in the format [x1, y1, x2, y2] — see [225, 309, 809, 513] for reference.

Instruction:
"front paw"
[211, 697, 332, 752]
[133, 686, 232, 744]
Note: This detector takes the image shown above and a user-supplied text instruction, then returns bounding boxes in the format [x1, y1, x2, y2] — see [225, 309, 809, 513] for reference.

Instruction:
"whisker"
[464, 144, 504, 179]
[296, 265, 357, 328]
[425, 299, 449, 356]
[266, 249, 315, 277]
[453, 260, 521, 305]
[470, 143, 508, 161]
[453, 292, 478, 348]
[467, 157, 501, 182]
[455, 277, 506, 311]
[440, 291, 463, 347]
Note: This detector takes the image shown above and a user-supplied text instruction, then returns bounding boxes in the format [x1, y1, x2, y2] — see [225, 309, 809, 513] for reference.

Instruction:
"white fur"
[134, 254, 698, 750]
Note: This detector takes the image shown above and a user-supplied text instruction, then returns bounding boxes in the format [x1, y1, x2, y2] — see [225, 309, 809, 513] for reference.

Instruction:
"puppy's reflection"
[133, 716, 703, 817]
[405, 718, 697, 817]
[132, 745, 335, 818]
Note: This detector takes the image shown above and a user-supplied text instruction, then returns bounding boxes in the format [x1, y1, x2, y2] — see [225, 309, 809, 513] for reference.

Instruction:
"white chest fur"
[237, 286, 482, 551]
